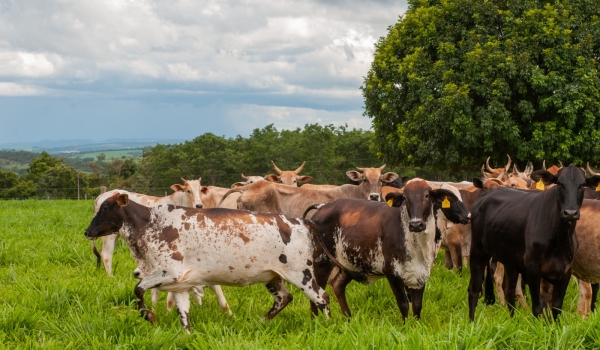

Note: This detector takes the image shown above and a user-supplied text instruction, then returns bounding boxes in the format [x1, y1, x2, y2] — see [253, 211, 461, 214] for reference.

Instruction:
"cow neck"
[398, 202, 437, 288]
[120, 201, 152, 242]
[540, 186, 578, 260]
[339, 181, 371, 199]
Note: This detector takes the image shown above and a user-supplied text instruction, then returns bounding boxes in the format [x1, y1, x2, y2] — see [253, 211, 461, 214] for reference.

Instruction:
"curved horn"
[271, 160, 282, 175]
[481, 165, 492, 179]
[558, 160, 564, 168]
[542, 160, 546, 171]
[356, 166, 366, 172]
[486, 157, 494, 172]
[496, 171, 505, 180]
[181, 177, 187, 183]
[514, 163, 521, 175]
[294, 161, 306, 174]
[379, 164, 387, 171]
[241, 173, 249, 180]
[505, 154, 512, 172]
[587, 162, 598, 176]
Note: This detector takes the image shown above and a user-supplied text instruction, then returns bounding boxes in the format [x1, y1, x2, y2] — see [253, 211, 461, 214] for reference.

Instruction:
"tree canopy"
[362, 0, 600, 168]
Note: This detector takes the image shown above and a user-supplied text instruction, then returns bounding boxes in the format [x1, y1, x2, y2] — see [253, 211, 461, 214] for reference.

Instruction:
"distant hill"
[0, 138, 186, 155]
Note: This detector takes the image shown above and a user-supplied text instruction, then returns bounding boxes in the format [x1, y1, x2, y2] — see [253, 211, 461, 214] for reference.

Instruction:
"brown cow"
[484, 155, 512, 181]
[306, 178, 470, 320]
[219, 165, 398, 218]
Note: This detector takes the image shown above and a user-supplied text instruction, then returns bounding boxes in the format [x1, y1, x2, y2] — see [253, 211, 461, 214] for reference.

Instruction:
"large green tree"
[362, 0, 600, 168]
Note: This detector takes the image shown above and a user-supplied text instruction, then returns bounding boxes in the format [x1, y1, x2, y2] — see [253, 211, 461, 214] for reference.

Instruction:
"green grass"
[1, 200, 600, 349]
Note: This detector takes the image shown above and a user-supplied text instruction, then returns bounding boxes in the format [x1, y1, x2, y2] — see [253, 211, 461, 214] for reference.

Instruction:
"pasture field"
[2, 200, 600, 349]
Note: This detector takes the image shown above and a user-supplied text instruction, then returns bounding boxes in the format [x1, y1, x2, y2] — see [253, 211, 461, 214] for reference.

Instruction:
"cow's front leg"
[550, 268, 573, 321]
[525, 265, 544, 317]
[502, 266, 519, 316]
[384, 272, 409, 322]
[467, 249, 489, 321]
[208, 285, 232, 315]
[591, 283, 599, 313]
[135, 268, 179, 324]
[101, 234, 118, 276]
[263, 277, 293, 320]
[173, 291, 192, 333]
[329, 270, 354, 317]
[408, 285, 425, 319]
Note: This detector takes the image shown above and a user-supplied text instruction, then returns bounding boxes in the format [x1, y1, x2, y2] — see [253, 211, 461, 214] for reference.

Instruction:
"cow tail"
[303, 203, 324, 219]
[302, 219, 368, 284]
[217, 188, 245, 208]
[91, 240, 101, 268]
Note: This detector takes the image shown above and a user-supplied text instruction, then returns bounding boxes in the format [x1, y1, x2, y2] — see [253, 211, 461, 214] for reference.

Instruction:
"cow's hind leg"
[263, 277, 293, 320]
[209, 285, 232, 315]
[135, 268, 180, 324]
[502, 266, 519, 317]
[578, 280, 592, 318]
[493, 261, 506, 306]
[282, 269, 331, 318]
[329, 270, 354, 317]
[101, 234, 118, 276]
[468, 249, 489, 321]
[591, 283, 599, 313]
[173, 291, 192, 333]
[309, 261, 333, 317]
[484, 259, 495, 305]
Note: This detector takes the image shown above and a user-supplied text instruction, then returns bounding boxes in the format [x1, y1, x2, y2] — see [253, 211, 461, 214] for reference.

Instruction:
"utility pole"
[77, 173, 80, 200]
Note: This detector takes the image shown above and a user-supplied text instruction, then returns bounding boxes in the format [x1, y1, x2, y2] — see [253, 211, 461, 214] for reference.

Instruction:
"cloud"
[0, 82, 43, 96]
[0, 0, 407, 143]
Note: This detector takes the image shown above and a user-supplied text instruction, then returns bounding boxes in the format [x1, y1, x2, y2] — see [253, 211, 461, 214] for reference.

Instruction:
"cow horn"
[379, 164, 387, 171]
[294, 161, 306, 174]
[486, 157, 494, 173]
[496, 171, 505, 180]
[505, 154, 512, 173]
[356, 166, 366, 172]
[241, 173, 249, 180]
[271, 160, 282, 174]
[587, 162, 598, 176]
[481, 165, 492, 179]
[558, 160, 564, 168]
[181, 177, 187, 183]
[514, 163, 521, 175]
[542, 160, 546, 170]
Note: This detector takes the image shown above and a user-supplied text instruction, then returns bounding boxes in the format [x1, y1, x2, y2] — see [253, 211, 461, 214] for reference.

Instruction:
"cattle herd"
[83, 158, 600, 332]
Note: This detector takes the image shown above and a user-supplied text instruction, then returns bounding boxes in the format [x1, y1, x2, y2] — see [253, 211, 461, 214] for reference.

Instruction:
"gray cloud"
[0, 0, 407, 143]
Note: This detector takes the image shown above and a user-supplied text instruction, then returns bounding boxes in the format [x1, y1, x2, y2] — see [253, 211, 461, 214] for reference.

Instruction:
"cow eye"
[424, 193, 429, 199]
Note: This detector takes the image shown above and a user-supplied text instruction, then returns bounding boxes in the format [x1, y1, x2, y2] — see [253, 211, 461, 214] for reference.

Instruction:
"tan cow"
[484, 155, 512, 181]
[231, 174, 267, 188]
[266, 161, 313, 186]
[201, 186, 241, 209]
[219, 165, 398, 218]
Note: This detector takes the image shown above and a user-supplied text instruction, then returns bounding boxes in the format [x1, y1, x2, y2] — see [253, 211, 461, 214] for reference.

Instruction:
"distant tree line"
[0, 124, 482, 199]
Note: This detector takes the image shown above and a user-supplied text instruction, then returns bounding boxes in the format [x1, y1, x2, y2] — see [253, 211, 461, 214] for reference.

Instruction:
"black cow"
[305, 178, 470, 320]
[468, 164, 600, 320]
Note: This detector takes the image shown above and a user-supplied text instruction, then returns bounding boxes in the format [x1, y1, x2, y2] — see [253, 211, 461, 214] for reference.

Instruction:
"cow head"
[531, 164, 600, 221]
[385, 178, 465, 232]
[171, 177, 204, 208]
[266, 161, 313, 186]
[85, 193, 128, 239]
[346, 164, 398, 201]
[231, 174, 266, 188]
[484, 155, 512, 181]
[438, 184, 470, 225]
[473, 177, 503, 191]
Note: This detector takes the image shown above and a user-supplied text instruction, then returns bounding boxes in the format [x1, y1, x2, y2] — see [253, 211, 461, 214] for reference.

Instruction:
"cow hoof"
[485, 297, 495, 305]
[141, 310, 156, 323]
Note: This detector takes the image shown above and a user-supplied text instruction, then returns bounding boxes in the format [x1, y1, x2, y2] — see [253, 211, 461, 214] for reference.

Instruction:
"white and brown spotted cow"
[84, 193, 332, 332]
[305, 178, 470, 320]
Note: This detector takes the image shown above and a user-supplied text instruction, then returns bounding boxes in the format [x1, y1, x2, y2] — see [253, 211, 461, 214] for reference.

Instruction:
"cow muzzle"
[561, 209, 580, 221]
[409, 220, 426, 232]
[369, 193, 380, 201]
[84, 230, 95, 240]
[196, 204, 204, 208]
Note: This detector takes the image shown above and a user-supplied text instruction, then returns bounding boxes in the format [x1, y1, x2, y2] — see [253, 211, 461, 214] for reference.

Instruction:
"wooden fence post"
[101, 187, 107, 194]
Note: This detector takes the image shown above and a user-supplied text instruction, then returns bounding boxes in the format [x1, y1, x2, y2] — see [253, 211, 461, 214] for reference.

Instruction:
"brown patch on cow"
[171, 251, 183, 261]
[168, 205, 175, 212]
[278, 221, 292, 244]
[181, 214, 186, 220]
[183, 222, 191, 230]
[197, 258, 201, 262]
[245, 264, 251, 269]
[340, 212, 361, 227]
[159, 225, 180, 243]
[238, 233, 250, 244]
[229, 266, 234, 271]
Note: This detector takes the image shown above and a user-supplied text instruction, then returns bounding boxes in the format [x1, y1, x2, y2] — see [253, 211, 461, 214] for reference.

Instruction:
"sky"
[0, 0, 408, 144]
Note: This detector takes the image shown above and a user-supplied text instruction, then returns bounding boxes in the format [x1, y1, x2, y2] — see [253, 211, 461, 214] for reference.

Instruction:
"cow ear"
[430, 189, 459, 206]
[117, 193, 129, 207]
[531, 170, 557, 186]
[297, 175, 313, 183]
[201, 186, 209, 194]
[265, 174, 280, 183]
[473, 178, 484, 189]
[384, 192, 405, 207]
[170, 184, 185, 192]
[586, 175, 600, 190]
[381, 172, 399, 183]
[346, 171, 363, 182]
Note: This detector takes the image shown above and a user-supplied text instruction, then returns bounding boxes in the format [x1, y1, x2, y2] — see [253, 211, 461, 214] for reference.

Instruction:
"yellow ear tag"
[536, 179, 545, 190]
[596, 183, 600, 192]
[442, 197, 450, 209]
[386, 199, 393, 207]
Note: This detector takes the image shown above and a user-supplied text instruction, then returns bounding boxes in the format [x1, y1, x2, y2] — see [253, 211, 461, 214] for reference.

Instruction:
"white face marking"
[392, 202, 437, 288]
